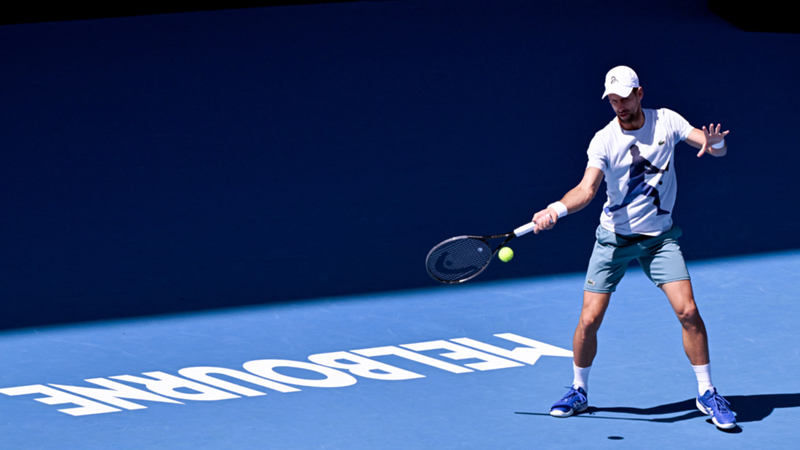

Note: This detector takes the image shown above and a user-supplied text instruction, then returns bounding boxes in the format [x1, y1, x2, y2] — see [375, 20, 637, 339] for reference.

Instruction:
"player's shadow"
[519, 393, 800, 432]
[587, 393, 800, 430]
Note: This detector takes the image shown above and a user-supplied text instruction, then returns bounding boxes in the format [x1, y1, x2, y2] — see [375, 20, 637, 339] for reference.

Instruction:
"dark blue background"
[2, 0, 798, 329]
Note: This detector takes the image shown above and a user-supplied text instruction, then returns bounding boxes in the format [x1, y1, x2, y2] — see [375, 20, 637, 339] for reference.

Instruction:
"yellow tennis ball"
[498, 247, 514, 262]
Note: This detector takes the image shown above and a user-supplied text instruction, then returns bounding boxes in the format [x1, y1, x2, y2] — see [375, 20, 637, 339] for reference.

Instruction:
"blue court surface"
[2, 251, 800, 449]
[2, 0, 800, 449]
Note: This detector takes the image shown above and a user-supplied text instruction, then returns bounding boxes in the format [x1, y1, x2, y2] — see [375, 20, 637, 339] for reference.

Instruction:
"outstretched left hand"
[697, 123, 730, 157]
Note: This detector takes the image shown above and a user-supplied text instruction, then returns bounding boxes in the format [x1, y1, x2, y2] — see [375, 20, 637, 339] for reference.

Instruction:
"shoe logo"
[658, 140, 665, 145]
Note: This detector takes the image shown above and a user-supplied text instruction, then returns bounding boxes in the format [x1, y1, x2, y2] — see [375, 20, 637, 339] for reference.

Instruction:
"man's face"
[608, 88, 643, 125]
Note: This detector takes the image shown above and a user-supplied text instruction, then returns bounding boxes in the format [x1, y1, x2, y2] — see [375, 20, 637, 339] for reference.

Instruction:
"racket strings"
[426, 237, 492, 283]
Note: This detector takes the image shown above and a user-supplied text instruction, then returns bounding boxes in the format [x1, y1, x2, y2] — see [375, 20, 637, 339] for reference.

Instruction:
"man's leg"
[550, 290, 611, 417]
[661, 279, 736, 428]
[552, 225, 629, 418]
[573, 290, 612, 368]
[660, 279, 708, 365]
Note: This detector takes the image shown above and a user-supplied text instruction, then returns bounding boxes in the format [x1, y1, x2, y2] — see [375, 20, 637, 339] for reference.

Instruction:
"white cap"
[602, 66, 639, 99]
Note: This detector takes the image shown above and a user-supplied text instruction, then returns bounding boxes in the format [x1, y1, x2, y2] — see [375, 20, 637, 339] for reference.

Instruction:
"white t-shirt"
[587, 108, 693, 236]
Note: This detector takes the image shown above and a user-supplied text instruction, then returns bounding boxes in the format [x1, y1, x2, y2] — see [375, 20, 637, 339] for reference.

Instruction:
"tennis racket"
[426, 221, 538, 284]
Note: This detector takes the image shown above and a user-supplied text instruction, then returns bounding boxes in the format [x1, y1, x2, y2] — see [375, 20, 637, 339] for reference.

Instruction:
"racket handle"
[513, 222, 537, 237]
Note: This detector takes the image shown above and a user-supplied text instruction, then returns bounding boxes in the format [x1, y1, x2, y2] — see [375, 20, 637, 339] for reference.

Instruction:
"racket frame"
[425, 222, 537, 284]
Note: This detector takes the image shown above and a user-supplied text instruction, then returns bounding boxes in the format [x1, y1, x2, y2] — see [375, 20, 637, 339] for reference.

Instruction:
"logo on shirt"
[603, 144, 671, 217]
[658, 140, 665, 145]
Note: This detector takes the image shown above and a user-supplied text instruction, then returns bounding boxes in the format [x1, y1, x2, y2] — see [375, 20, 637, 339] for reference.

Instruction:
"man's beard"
[617, 105, 641, 124]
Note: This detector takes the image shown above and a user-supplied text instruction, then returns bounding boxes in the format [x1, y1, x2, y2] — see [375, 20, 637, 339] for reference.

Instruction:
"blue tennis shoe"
[696, 388, 736, 429]
[550, 386, 588, 417]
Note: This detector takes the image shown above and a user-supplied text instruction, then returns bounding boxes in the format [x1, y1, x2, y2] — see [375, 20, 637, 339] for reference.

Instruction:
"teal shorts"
[584, 225, 690, 293]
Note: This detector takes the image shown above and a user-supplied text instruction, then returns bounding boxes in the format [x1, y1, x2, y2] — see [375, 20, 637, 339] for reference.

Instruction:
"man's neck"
[619, 110, 645, 131]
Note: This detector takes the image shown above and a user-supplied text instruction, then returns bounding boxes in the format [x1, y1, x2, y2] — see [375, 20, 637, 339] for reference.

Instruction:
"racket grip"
[513, 222, 537, 237]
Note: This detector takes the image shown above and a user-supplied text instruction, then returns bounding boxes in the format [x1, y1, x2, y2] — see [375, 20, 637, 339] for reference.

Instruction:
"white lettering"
[451, 334, 572, 365]
[243, 359, 357, 388]
[494, 333, 573, 357]
[110, 372, 239, 401]
[50, 378, 183, 410]
[352, 346, 473, 373]
[0, 384, 120, 416]
[308, 351, 424, 380]
[0, 333, 570, 417]
[401, 340, 523, 371]
[178, 367, 300, 396]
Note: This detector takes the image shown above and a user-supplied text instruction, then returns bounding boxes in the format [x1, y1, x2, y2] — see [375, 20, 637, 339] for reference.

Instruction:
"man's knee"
[578, 291, 611, 335]
[661, 280, 701, 325]
[674, 303, 705, 331]
[578, 313, 603, 333]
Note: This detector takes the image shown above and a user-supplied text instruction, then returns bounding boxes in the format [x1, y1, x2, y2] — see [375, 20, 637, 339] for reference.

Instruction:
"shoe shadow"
[517, 393, 800, 432]
[587, 393, 800, 424]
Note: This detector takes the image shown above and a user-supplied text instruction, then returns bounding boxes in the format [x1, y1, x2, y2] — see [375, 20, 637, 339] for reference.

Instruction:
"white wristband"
[711, 139, 725, 149]
[548, 201, 568, 219]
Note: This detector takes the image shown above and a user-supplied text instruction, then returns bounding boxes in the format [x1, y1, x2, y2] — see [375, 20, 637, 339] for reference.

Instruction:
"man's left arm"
[684, 123, 729, 157]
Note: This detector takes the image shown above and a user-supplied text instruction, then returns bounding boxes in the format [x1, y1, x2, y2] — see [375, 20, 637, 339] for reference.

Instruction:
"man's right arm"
[532, 167, 604, 234]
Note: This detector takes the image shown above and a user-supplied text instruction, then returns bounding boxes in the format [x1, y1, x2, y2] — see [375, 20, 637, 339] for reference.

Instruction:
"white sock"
[572, 363, 591, 393]
[692, 363, 714, 395]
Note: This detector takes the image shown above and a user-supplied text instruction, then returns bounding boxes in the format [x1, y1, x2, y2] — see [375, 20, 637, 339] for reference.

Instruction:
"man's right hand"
[532, 208, 557, 234]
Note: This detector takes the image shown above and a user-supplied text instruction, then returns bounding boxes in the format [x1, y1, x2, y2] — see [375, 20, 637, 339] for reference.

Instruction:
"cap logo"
[610, 76, 618, 84]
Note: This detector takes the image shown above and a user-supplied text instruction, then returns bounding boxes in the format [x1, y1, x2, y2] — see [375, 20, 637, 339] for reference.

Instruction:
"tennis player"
[531, 66, 735, 429]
